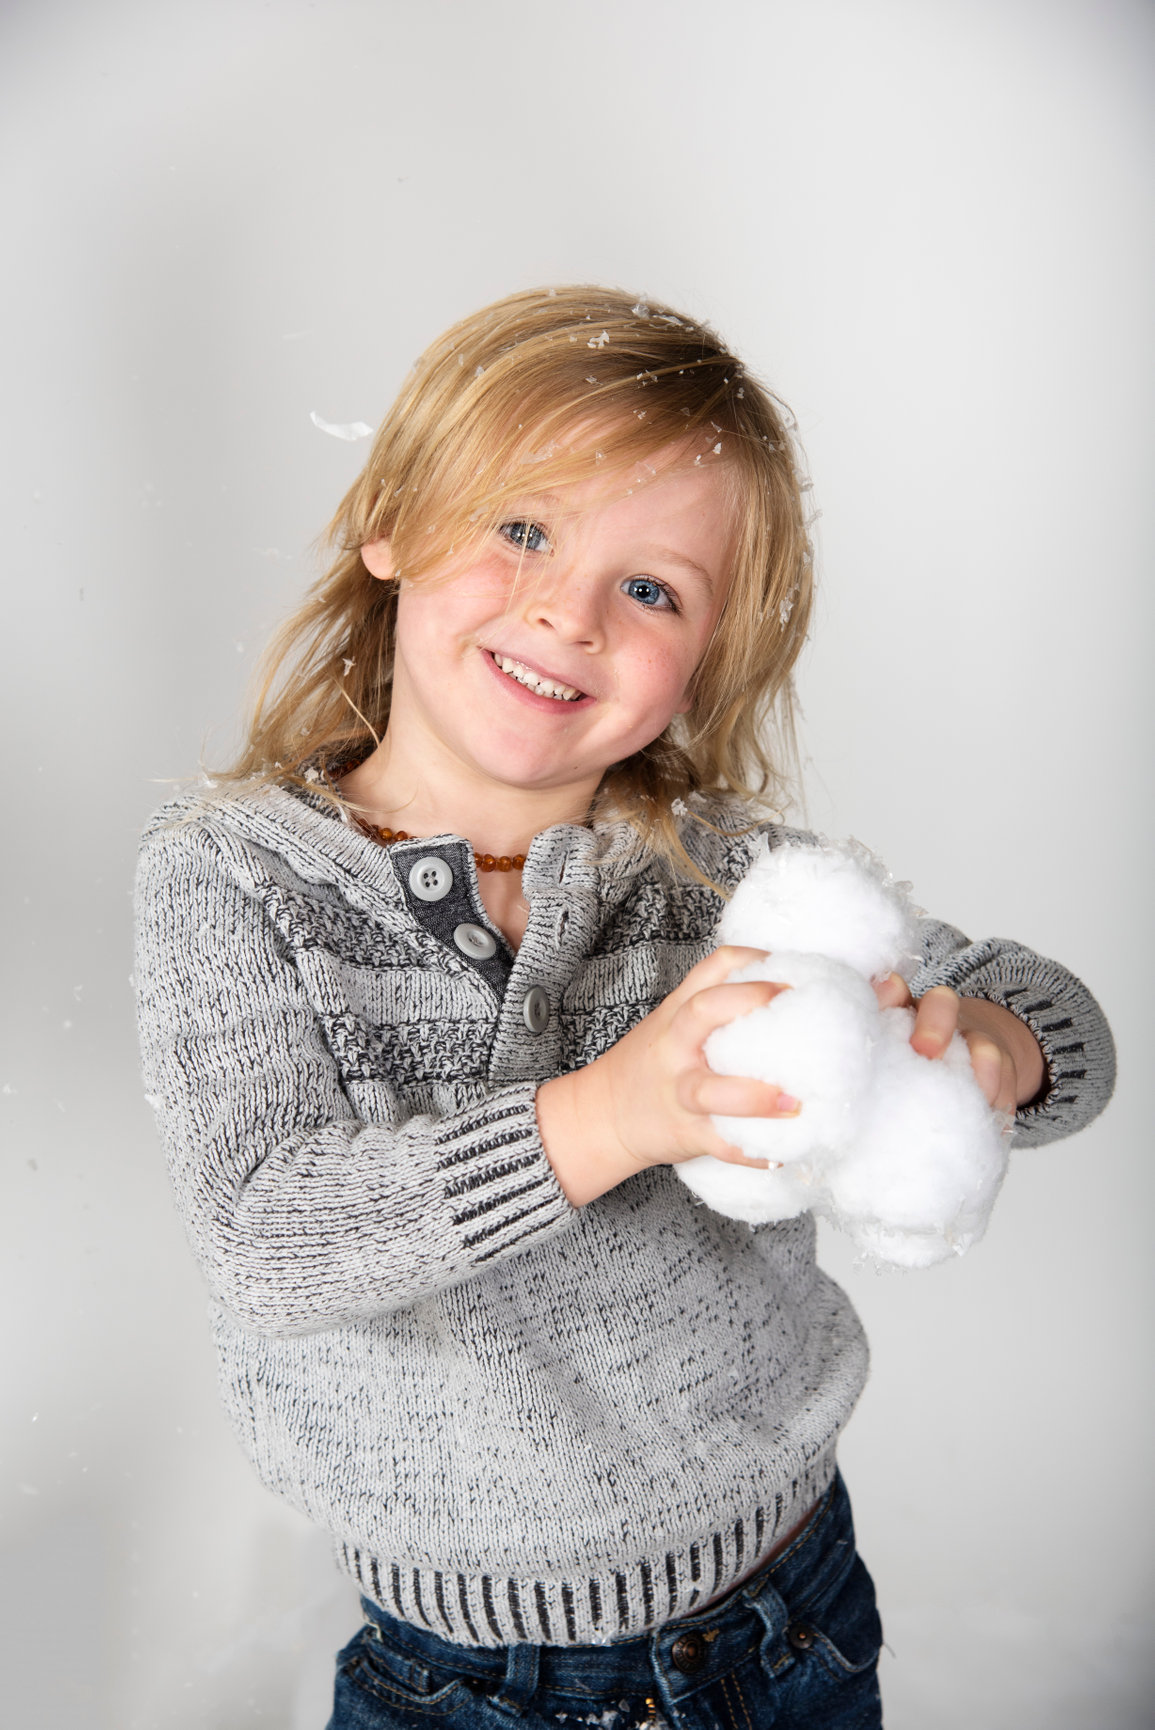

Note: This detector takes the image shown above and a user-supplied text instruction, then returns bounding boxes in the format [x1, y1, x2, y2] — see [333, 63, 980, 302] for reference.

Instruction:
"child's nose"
[523, 569, 605, 649]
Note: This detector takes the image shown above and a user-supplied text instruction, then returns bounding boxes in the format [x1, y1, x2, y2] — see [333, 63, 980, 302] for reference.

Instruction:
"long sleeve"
[912, 918, 1115, 1146]
[135, 819, 574, 1336]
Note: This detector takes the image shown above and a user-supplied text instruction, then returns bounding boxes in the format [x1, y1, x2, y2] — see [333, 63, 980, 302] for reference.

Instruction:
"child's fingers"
[674, 976, 790, 1053]
[873, 971, 912, 1010]
[909, 984, 961, 1058]
[710, 1144, 779, 1171]
[909, 990, 1028, 1111]
[683, 1071, 800, 1123]
[664, 1075, 785, 1171]
[963, 1029, 1018, 1114]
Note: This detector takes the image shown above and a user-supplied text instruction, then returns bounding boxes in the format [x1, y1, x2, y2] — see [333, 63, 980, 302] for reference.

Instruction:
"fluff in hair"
[677, 841, 1011, 1268]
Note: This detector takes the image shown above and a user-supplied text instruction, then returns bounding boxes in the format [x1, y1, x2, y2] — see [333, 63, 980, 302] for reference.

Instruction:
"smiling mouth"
[490, 652, 585, 702]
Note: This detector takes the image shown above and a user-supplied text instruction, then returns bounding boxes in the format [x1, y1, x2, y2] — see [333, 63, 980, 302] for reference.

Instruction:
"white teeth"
[493, 654, 581, 701]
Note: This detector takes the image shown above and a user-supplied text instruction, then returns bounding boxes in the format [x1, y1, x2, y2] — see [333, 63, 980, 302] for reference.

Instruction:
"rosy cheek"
[461, 565, 519, 605]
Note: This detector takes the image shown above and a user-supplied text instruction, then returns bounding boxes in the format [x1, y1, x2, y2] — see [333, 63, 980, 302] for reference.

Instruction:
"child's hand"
[875, 975, 1046, 1115]
[536, 947, 800, 1207]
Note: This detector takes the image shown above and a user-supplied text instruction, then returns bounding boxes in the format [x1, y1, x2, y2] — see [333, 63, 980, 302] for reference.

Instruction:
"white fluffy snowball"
[706, 953, 877, 1160]
[677, 840, 1011, 1268]
[717, 840, 923, 981]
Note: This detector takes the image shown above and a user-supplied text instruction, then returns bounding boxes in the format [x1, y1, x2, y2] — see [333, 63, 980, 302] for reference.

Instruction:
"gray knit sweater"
[134, 785, 1114, 1647]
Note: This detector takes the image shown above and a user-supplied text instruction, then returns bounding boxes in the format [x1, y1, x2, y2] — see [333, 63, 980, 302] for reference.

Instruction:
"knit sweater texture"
[134, 785, 1115, 1647]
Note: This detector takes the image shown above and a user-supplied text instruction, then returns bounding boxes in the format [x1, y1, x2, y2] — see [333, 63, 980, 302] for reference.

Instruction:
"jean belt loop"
[745, 1573, 789, 1640]
[492, 1641, 540, 1715]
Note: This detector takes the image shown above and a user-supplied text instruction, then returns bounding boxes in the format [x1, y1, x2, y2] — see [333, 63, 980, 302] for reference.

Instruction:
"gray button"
[453, 922, 497, 960]
[522, 986, 550, 1034]
[408, 856, 453, 902]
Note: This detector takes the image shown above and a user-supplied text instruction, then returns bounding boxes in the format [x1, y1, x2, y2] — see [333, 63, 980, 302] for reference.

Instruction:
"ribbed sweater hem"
[338, 1449, 837, 1648]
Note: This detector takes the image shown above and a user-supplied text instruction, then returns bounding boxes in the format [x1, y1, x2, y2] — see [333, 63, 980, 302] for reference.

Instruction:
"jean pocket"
[783, 1551, 883, 1680]
[337, 1621, 474, 1715]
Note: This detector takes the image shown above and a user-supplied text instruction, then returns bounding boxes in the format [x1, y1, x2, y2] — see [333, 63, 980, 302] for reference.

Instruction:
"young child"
[135, 286, 1114, 1730]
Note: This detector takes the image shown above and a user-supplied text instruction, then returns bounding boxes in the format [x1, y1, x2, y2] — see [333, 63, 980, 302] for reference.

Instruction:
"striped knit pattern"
[135, 786, 1115, 1646]
[340, 1456, 831, 1648]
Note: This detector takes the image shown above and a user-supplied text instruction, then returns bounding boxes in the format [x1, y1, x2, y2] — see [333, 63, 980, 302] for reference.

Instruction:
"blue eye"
[623, 575, 676, 611]
[500, 520, 551, 554]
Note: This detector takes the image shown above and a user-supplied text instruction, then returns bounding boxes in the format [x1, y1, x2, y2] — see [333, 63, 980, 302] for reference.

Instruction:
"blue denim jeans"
[326, 1473, 883, 1729]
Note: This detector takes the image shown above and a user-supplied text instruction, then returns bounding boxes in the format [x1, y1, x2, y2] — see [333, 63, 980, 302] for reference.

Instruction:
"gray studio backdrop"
[2, 1, 1151, 1726]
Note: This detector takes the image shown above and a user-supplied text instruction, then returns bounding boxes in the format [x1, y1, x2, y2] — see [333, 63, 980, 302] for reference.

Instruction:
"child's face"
[363, 452, 735, 811]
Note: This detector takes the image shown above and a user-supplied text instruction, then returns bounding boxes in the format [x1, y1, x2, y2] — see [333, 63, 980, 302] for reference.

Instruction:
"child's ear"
[361, 537, 394, 581]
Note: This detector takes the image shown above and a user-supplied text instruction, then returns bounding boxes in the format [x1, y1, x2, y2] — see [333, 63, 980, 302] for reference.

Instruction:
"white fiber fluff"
[677, 841, 1010, 1267]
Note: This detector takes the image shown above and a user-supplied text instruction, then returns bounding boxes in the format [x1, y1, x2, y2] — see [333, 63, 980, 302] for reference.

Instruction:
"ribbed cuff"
[432, 1087, 574, 1269]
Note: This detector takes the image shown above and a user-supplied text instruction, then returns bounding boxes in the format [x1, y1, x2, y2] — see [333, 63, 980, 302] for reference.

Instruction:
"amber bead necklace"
[327, 761, 526, 874]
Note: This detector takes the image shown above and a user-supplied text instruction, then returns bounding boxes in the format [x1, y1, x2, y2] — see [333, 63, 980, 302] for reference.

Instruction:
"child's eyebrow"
[648, 547, 715, 587]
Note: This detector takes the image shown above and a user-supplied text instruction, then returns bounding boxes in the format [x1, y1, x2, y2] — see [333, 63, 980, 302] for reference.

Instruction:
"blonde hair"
[226, 285, 814, 870]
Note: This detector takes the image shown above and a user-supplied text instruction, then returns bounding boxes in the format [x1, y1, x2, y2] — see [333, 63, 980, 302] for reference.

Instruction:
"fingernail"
[776, 1093, 801, 1115]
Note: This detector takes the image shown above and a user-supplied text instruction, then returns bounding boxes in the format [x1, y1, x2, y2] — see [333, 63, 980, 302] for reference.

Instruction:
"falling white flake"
[587, 330, 610, 349]
[712, 442, 722, 454]
[310, 412, 374, 441]
[585, 376, 599, 385]
[342, 657, 355, 675]
[631, 301, 649, 316]
[304, 766, 321, 783]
